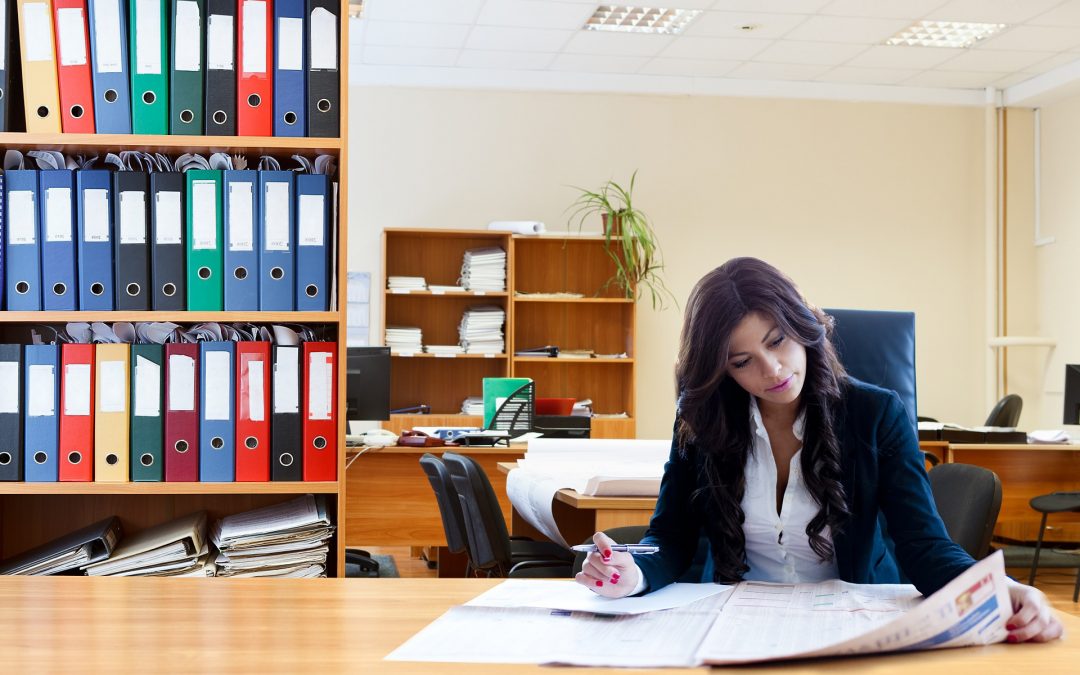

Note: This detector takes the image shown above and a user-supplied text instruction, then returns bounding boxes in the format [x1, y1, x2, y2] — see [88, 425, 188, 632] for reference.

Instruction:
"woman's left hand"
[1004, 578, 1065, 643]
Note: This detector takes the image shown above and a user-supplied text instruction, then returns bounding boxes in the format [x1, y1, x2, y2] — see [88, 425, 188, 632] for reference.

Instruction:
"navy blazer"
[635, 378, 975, 596]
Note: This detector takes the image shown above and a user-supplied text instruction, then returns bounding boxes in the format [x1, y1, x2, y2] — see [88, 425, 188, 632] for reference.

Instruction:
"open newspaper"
[388, 550, 1012, 667]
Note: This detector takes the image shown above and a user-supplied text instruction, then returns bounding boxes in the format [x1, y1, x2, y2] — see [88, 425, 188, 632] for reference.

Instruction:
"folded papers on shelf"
[211, 494, 334, 578]
[83, 511, 209, 577]
[459, 306, 506, 354]
[459, 248, 507, 292]
[0, 516, 123, 575]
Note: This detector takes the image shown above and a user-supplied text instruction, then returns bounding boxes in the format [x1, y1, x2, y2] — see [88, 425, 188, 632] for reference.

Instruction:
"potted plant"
[567, 171, 675, 309]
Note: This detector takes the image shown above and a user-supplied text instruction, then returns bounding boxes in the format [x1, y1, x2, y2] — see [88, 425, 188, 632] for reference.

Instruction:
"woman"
[576, 257, 1062, 643]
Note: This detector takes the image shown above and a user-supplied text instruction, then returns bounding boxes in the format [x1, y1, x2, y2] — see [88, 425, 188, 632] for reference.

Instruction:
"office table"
[1, 576, 1074, 674]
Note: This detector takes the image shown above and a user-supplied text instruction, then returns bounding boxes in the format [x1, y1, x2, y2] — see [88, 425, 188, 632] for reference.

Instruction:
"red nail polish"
[611, 577, 619, 584]
[601, 556, 611, 564]
[1006, 624, 1015, 630]
[1007, 635, 1018, 643]
[603, 549, 612, 557]
[595, 580, 603, 587]
[612, 573, 620, 580]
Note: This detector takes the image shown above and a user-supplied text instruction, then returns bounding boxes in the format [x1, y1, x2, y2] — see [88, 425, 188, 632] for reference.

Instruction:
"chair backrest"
[418, 453, 469, 556]
[825, 308, 918, 431]
[928, 463, 1003, 559]
[442, 452, 513, 574]
[985, 394, 1023, 428]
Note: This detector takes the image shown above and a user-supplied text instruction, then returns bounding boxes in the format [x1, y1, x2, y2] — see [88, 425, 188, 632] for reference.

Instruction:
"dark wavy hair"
[675, 257, 850, 582]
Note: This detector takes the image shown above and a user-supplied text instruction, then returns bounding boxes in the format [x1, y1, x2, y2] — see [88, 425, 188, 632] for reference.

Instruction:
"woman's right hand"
[574, 531, 641, 598]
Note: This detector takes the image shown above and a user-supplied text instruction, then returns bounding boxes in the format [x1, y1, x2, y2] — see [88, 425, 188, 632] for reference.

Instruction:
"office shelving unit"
[382, 229, 636, 439]
[0, 5, 350, 576]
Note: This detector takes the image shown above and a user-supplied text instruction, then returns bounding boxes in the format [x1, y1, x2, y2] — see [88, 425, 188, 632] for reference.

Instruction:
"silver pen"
[570, 544, 659, 554]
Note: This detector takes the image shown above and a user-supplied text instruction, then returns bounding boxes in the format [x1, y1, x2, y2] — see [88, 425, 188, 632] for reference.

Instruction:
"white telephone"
[345, 429, 398, 448]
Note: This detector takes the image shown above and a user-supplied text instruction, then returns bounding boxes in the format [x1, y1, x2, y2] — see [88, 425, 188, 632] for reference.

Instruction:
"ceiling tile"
[817, 65, 921, 84]
[456, 49, 557, 70]
[466, 26, 574, 52]
[992, 73, 1035, 89]
[682, 11, 809, 39]
[363, 0, 486, 24]
[475, 0, 595, 30]
[783, 16, 911, 43]
[725, 61, 833, 80]
[362, 21, 471, 49]
[639, 58, 741, 77]
[1023, 53, 1080, 74]
[562, 30, 676, 57]
[926, 0, 1063, 25]
[844, 44, 960, 69]
[901, 69, 1005, 88]
[938, 49, 1054, 73]
[658, 36, 770, 60]
[1029, 0, 1080, 27]
[710, 0, 832, 13]
[549, 53, 651, 74]
[819, 0, 947, 19]
[752, 40, 868, 65]
[362, 45, 460, 66]
[978, 26, 1080, 52]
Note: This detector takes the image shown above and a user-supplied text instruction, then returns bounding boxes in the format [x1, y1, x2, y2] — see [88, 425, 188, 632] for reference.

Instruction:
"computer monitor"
[1063, 364, 1080, 425]
[346, 347, 391, 422]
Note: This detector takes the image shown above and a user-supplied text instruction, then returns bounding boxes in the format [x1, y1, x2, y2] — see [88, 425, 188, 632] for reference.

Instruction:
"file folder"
[223, 169, 258, 309]
[0, 515, 121, 574]
[5, 168, 42, 311]
[305, 0, 337, 137]
[0, 0, 15, 130]
[258, 170, 294, 310]
[130, 0, 168, 134]
[150, 170, 186, 310]
[53, 0, 97, 132]
[0, 344, 23, 481]
[17, 0, 62, 132]
[295, 172, 329, 310]
[169, 0, 205, 133]
[272, 0, 303, 136]
[0, 173, 4, 309]
[199, 341, 235, 481]
[164, 342, 198, 481]
[75, 170, 115, 310]
[204, 0, 236, 135]
[302, 341, 335, 481]
[24, 344, 59, 482]
[94, 342, 130, 482]
[58, 342, 93, 481]
[114, 170, 150, 310]
[235, 340, 269, 481]
[185, 169, 223, 310]
[130, 343, 164, 481]
[271, 344, 301, 481]
[87, 0, 132, 133]
[237, 0, 271, 135]
[40, 168, 79, 311]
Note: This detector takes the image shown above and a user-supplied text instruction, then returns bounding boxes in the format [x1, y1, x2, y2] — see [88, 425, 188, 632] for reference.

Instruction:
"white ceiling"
[349, 0, 1080, 106]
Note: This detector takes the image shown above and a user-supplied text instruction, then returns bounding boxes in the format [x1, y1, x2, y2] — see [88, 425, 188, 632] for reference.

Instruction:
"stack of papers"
[459, 248, 506, 292]
[388, 276, 427, 292]
[211, 495, 335, 578]
[426, 344, 464, 356]
[459, 306, 505, 354]
[386, 326, 423, 354]
[461, 396, 484, 416]
[84, 511, 212, 577]
[429, 284, 466, 294]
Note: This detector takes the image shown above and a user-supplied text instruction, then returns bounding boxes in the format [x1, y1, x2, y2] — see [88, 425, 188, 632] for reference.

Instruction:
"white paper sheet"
[135, 0, 162, 74]
[228, 181, 254, 251]
[174, 0, 201, 71]
[466, 580, 732, 616]
[241, 0, 266, 74]
[9, 191, 36, 245]
[0, 363, 17, 413]
[83, 189, 110, 242]
[64, 364, 91, 416]
[505, 468, 572, 548]
[92, 0, 123, 72]
[309, 7, 336, 70]
[45, 187, 73, 242]
[192, 180, 217, 250]
[28, 365, 55, 417]
[99, 360, 126, 413]
[57, 8, 88, 66]
[264, 182, 290, 250]
[247, 360, 265, 422]
[297, 194, 324, 247]
[207, 14, 234, 70]
[278, 16, 301, 71]
[119, 191, 147, 244]
[24, 2, 54, 62]
[307, 351, 331, 420]
[204, 351, 231, 420]
[154, 191, 181, 244]
[273, 347, 299, 413]
[168, 354, 195, 411]
[133, 356, 161, 417]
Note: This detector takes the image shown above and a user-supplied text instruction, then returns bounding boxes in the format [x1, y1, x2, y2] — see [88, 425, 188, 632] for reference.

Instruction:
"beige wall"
[348, 87, 989, 438]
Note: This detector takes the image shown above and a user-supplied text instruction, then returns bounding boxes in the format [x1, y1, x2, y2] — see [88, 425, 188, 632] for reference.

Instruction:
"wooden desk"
[1, 576, 1075, 673]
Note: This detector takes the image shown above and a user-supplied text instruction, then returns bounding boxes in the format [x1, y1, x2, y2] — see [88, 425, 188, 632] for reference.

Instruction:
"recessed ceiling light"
[584, 5, 702, 35]
[885, 20, 1006, 49]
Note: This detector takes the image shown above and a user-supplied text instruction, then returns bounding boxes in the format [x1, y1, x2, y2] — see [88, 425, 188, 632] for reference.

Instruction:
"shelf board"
[0, 311, 341, 323]
[513, 296, 633, 304]
[385, 291, 508, 298]
[0, 482, 340, 495]
[513, 356, 634, 364]
[391, 352, 507, 359]
[0, 132, 342, 152]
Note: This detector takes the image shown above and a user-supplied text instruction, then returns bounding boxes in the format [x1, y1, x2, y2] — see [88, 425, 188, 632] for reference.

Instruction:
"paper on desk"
[505, 468, 572, 547]
[465, 579, 731, 615]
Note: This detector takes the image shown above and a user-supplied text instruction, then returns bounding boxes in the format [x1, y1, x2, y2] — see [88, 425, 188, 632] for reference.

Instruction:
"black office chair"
[442, 452, 574, 578]
[1025, 491, 1080, 602]
[984, 394, 1023, 428]
[927, 463, 1002, 560]
[419, 453, 471, 572]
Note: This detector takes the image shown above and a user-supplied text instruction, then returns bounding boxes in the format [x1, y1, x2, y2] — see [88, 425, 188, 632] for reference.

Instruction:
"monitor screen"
[346, 347, 391, 421]
[1063, 364, 1080, 425]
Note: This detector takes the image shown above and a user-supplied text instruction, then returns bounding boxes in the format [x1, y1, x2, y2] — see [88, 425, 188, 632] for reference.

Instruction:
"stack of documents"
[459, 248, 507, 292]
[461, 397, 484, 416]
[429, 284, 466, 294]
[211, 495, 334, 578]
[83, 511, 213, 577]
[386, 326, 424, 354]
[459, 306, 506, 354]
[0, 517, 122, 576]
[426, 345, 465, 356]
[388, 276, 428, 292]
